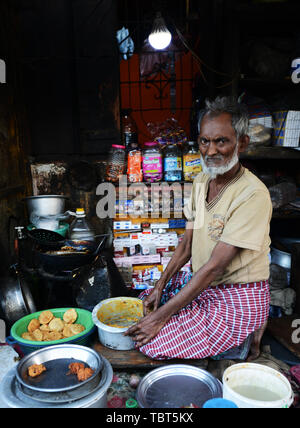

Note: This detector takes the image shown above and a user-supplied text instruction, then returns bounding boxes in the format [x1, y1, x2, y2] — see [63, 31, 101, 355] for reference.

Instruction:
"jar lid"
[144, 142, 158, 147]
[112, 145, 125, 149]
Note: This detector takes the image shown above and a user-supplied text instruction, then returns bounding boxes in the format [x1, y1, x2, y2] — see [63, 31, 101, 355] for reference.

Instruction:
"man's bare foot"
[247, 321, 268, 362]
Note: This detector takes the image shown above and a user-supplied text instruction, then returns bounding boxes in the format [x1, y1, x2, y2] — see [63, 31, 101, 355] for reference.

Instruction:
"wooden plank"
[267, 315, 300, 360]
[0, 185, 25, 200]
[93, 341, 209, 371]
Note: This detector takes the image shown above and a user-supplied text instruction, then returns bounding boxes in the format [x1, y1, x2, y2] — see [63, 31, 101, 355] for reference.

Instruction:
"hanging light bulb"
[148, 12, 172, 51]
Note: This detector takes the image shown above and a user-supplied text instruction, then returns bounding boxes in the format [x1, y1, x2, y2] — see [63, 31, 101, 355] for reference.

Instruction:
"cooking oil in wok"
[232, 385, 283, 402]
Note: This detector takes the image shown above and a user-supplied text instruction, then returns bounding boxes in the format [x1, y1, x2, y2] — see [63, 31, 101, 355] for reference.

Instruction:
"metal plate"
[137, 365, 223, 408]
[0, 357, 113, 408]
[16, 344, 103, 403]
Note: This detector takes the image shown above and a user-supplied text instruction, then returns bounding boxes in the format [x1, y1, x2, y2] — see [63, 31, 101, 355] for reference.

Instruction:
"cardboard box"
[274, 110, 300, 147]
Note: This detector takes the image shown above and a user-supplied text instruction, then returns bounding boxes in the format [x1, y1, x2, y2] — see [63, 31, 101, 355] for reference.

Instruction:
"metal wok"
[36, 235, 109, 273]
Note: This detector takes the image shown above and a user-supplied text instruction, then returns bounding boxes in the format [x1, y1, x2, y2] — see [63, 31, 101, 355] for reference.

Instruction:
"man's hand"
[143, 284, 164, 316]
[124, 307, 170, 348]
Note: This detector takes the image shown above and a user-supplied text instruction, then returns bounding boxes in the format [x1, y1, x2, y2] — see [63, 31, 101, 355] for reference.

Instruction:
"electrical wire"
[174, 24, 240, 88]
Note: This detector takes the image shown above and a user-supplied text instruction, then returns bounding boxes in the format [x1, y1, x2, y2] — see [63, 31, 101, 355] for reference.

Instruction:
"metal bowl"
[24, 195, 68, 217]
[16, 344, 103, 403]
[271, 247, 291, 270]
[137, 365, 223, 408]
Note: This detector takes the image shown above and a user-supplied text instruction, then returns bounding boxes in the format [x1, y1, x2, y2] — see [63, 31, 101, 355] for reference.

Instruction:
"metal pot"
[24, 195, 68, 218]
[271, 247, 291, 270]
[0, 265, 36, 326]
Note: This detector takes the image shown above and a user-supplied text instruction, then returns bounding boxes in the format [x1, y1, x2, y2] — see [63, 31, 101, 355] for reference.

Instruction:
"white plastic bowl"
[92, 297, 143, 351]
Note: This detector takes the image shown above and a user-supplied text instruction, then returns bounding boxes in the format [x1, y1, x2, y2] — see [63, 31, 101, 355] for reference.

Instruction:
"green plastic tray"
[10, 308, 95, 355]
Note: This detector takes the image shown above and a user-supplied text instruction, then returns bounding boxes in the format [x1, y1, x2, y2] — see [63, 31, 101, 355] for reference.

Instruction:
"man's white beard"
[202, 144, 239, 179]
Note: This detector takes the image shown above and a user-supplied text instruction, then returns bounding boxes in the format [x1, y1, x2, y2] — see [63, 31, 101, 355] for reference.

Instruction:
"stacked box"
[273, 110, 300, 147]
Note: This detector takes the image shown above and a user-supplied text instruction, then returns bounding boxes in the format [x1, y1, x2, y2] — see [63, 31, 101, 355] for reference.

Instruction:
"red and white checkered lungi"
[138, 277, 270, 360]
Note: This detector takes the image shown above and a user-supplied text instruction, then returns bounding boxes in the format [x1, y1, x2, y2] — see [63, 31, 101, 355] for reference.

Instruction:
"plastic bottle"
[127, 148, 143, 183]
[142, 142, 163, 182]
[105, 145, 126, 183]
[69, 209, 95, 242]
[183, 141, 202, 182]
[122, 109, 139, 151]
[163, 143, 182, 182]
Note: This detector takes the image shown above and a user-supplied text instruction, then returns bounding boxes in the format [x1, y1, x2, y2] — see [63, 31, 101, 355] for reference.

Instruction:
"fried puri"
[27, 319, 40, 333]
[22, 309, 85, 343]
[38, 310, 54, 325]
[32, 329, 43, 341]
[63, 308, 78, 324]
[48, 317, 64, 332]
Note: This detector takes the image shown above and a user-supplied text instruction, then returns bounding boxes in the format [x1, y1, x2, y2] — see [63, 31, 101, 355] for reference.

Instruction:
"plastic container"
[222, 363, 294, 408]
[269, 182, 297, 209]
[69, 208, 95, 242]
[105, 145, 126, 183]
[8, 308, 96, 355]
[203, 398, 238, 408]
[142, 142, 163, 183]
[163, 143, 182, 182]
[122, 109, 139, 151]
[127, 149, 143, 183]
[183, 141, 202, 182]
[92, 297, 143, 351]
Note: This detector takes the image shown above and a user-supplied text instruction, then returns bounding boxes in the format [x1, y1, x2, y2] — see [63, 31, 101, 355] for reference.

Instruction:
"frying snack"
[48, 318, 64, 332]
[27, 319, 40, 333]
[39, 311, 54, 325]
[21, 309, 85, 343]
[63, 308, 78, 324]
[28, 364, 47, 378]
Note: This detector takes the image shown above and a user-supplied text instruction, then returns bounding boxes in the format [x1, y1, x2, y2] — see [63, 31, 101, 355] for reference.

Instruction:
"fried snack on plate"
[27, 319, 40, 333]
[22, 332, 34, 341]
[48, 317, 64, 332]
[68, 362, 85, 375]
[39, 324, 50, 332]
[38, 310, 54, 325]
[43, 331, 63, 341]
[63, 309, 78, 324]
[28, 364, 46, 378]
[62, 325, 74, 338]
[32, 329, 43, 342]
[77, 367, 94, 382]
[67, 363, 94, 382]
[69, 324, 85, 336]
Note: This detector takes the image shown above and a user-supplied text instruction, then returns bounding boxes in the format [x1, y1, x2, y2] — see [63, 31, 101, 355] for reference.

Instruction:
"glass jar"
[183, 141, 202, 182]
[163, 144, 182, 182]
[127, 148, 143, 183]
[142, 142, 163, 183]
[105, 145, 126, 183]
